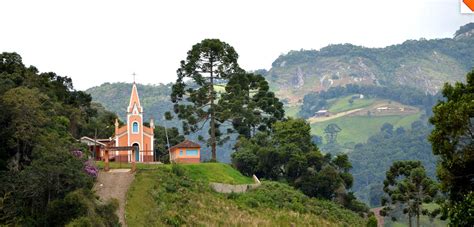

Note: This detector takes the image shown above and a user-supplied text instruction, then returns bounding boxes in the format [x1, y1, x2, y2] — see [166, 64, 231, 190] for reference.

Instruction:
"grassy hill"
[284, 95, 423, 147]
[311, 112, 423, 146]
[327, 95, 376, 113]
[125, 163, 367, 226]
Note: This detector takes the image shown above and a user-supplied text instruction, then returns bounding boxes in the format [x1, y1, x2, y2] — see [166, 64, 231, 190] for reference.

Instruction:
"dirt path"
[93, 169, 135, 226]
[370, 207, 384, 227]
[307, 108, 363, 123]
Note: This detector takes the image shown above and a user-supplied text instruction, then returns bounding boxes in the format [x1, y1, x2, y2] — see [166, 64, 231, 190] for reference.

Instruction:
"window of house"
[132, 122, 139, 133]
[186, 149, 198, 156]
[179, 150, 183, 156]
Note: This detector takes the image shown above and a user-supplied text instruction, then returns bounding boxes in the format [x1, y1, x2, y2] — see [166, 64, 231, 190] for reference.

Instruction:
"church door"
[132, 143, 140, 162]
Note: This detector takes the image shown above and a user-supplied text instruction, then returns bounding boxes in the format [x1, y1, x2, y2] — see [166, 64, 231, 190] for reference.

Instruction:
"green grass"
[126, 166, 367, 226]
[328, 95, 376, 113]
[96, 162, 253, 184]
[284, 105, 301, 118]
[179, 163, 254, 184]
[311, 113, 422, 145]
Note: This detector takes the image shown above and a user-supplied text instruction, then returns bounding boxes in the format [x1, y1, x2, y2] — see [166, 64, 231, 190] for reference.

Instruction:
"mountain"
[86, 82, 173, 123]
[265, 23, 474, 104]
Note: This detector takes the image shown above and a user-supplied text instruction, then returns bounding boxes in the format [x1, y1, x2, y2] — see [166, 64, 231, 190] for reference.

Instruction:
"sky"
[1, 0, 473, 90]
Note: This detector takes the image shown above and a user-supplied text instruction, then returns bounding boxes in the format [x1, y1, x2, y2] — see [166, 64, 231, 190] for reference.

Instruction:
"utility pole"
[163, 117, 171, 163]
[94, 128, 97, 160]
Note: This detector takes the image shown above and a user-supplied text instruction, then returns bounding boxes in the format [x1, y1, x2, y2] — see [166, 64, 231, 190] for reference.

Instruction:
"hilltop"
[125, 163, 367, 226]
[265, 23, 474, 104]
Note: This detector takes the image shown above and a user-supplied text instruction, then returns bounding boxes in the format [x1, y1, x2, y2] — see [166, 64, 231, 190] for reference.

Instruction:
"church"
[112, 82, 155, 162]
[80, 82, 155, 162]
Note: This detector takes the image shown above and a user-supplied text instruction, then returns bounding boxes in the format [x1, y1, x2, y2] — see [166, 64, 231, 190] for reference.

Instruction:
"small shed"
[315, 109, 330, 117]
[169, 140, 201, 164]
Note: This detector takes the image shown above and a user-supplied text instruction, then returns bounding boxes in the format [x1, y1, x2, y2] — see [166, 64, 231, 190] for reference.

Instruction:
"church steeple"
[127, 81, 143, 114]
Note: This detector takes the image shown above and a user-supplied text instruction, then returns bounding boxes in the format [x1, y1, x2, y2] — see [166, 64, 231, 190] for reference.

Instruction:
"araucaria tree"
[429, 70, 474, 225]
[171, 39, 242, 161]
[219, 72, 285, 138]
[381, 161, 438, 227]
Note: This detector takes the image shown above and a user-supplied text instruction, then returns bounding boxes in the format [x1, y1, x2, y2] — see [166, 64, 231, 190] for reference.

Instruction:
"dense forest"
[348, 121, 436, 207]
[0, 52, 119, 226]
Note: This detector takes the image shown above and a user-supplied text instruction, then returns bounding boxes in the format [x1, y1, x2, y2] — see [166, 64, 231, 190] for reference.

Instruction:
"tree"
[231, 119, 368, 214]
[324, 123, 341, 144]
[219, 72, 284, 138]
[170, 39, 242, 161]
[381, 161, 438, 227]
[0, 53, 119, 225]
[154, 125, 184, 163]
[429, 70, 474, 224]
[1, 87, 49, 171]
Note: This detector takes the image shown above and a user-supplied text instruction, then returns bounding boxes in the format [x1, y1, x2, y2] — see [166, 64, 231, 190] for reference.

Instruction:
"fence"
[108, 150, 155, 163]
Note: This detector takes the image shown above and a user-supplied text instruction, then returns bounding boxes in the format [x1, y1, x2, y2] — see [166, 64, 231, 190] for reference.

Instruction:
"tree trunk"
[408, 214, 412, 227]
[416, 213, 420, 227]
[209, 58, 217, 161]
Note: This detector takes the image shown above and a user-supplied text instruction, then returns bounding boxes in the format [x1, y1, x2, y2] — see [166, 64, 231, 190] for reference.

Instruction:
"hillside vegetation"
[86, 82, 172, 122]
[265, 23, 474, 103]
[126, 163, 367, 226]
[311, 111, 423, 145]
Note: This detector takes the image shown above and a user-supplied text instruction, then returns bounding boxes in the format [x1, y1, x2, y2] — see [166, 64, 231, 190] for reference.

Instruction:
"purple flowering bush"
[84, 159, 99, 178]
[71, 150, 83, 159]
[71, 150, 98, 178]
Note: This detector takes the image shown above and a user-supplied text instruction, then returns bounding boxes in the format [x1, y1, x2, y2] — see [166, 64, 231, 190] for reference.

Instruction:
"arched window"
[132, 122, 139, 133]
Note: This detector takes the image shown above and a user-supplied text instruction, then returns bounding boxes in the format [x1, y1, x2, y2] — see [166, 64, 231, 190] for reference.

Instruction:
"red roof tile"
[170, 140, 201, 149]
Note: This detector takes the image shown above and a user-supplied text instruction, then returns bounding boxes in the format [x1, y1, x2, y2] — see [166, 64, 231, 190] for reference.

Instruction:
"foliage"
[311, 113, 423, 148]
[349, 122, 437, 207]
[429, 70, 474, 225]
[154, 125, 184, 163]
[0, 52, 118, 225]
[219, 72, 285, 138]
[366, 215, 378, 227]
[454, 22, 474, 37]
[269, 26, 474, 98]
[232, 118, 368, 214]
[126, 166, 368, 226]
[324, 123, 342, 144]
[170, 39, 242, 161]
[445, 191, 474, 226]
[381, 161, 439, 227]
[86, 82, 172, 123]
[47, 189, 119, 227]
[300, 84, 439, 118]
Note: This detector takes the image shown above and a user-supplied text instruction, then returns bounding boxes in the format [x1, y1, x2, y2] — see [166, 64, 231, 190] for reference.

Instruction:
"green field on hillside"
[125, 163, 367, 226]
[284, 105, 301, 118]
[328, 95, 376, 113]
[311, 113, 423, 145]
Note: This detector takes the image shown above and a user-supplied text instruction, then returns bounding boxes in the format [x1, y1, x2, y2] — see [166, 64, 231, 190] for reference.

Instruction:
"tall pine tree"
[170, 39, 242, 161]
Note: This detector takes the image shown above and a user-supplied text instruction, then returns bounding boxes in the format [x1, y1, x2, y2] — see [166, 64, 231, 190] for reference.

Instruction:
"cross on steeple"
[132, 72, 136, 83]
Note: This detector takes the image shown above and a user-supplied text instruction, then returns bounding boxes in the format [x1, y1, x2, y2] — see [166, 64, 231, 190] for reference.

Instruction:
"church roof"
[127, 82, 143, 113]
[170, 140, 201, 149]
